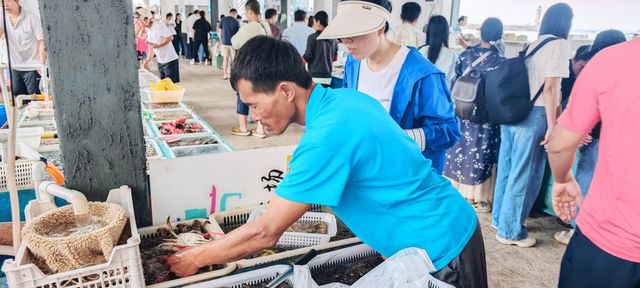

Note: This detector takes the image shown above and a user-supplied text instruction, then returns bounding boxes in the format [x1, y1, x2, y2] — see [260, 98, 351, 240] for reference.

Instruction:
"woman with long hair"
[419, 15, 457, 85]
[492, 3, 573, 248]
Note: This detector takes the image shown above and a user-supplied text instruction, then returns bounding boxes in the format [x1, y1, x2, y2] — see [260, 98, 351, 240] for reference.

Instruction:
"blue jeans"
[492, 107, 547, 240]
[570, 138, 599, 228]
[236, 92, 249, 116]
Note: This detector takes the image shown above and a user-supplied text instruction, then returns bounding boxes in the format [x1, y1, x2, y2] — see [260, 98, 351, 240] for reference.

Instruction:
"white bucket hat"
[318, 1, 391, 40]
[136, 7, 153, 20]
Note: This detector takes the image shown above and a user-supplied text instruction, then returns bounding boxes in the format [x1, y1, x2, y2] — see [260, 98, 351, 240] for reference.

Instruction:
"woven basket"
[21, 202, 127, 274]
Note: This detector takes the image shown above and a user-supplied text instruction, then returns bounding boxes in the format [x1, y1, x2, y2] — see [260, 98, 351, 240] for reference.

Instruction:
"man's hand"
[166, 247, 201, 277]
[552, 178, 583, 223]
[147, 42, 158, 49]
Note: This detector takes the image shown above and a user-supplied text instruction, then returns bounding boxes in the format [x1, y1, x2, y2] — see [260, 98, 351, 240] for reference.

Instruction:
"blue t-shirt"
[276, 85, 477, 271]
[219, 16, 239, 46]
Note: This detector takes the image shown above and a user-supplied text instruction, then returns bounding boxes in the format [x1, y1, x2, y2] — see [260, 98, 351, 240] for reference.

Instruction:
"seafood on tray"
[160, 135, 219, 147]
[156, 119, 204, 135]
[141, 218, 221, 285]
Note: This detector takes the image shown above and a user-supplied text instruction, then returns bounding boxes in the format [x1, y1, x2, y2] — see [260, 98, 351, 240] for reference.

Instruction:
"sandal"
[231, 126, 251, 136]
[250, 128, 267, 139]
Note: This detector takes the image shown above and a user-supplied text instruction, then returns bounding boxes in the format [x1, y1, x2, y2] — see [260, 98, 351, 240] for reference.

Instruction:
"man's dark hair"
[458, 16, 467, 23]
[538, 3, 573, 39]
[193, 9, 199, 14]
[188, 12, 193, 17]
[294, 10, 307, 22]
[400, 2, 421, 22]
[346, 0, 392, 33]
[237, 15, 242, 20]
[230, 8, 237, 14]
[246, 0, 261, 16]
[574, 44, 591, 61]
[314, 11, 329, 27]
[231, 36, 313, 93]
[265, 8, 278, 20]
[199, 11, 205, 18]
[166, 13, 173, 18]
[176, 13, 181, 17]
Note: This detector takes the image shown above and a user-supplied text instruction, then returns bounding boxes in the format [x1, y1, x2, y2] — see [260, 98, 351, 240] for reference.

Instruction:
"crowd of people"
[128, 1, 638, 286]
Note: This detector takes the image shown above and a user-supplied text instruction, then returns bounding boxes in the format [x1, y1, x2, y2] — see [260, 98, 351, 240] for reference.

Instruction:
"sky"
[459, 0, 640, 32]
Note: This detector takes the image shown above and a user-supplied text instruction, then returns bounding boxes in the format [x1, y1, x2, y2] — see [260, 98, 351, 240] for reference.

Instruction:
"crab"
[155, 217, 212, 251]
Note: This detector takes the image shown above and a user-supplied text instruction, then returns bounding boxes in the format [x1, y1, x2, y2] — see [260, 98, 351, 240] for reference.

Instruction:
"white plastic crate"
[184, 265, 291, 288]
[0, 159, 36, 191]
[137, 219, 236, 288]
[247, 208, 337, 248]
[212, 206, 358, 268]
[1, 186, 145, 288]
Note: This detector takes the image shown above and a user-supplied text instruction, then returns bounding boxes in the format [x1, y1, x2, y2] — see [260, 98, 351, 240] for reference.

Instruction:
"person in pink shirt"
[548, 37, 640, 287]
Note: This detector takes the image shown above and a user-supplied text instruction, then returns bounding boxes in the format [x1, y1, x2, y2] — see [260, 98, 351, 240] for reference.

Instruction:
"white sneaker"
[474, 202, 492, 213]
[496, 235, 536, 248]
[190, 59, 195, 65]
[554, 229, 574, 245]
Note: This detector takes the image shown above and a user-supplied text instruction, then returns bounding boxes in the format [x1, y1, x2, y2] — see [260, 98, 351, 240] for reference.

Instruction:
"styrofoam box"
[145, 138, 163, 160]
[1, 127, 45, 149]
[141, 101, 187, 111]
[138, 219, 237, 288]
[145, 88, 185, 104]
[150, 119, 213, 138]
[1, 186, 146, 288]
[184, 265, 291, 288]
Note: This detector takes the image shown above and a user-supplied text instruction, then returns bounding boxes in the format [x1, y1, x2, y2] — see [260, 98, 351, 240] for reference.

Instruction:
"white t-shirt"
[419, 45, 457, 86]
[147, 22, 179, 64]
[525, 34, 570, 107]
[2, 11, 43, 71]
[357, 46, 410, 111]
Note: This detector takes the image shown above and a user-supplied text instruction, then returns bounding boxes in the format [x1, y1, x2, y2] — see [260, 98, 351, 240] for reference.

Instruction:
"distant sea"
[462, 28, 637, 42]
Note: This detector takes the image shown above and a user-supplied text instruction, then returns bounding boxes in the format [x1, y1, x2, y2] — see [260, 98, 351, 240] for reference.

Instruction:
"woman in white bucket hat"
[319, 0, 460, 176]
[319, 1, 486, 287]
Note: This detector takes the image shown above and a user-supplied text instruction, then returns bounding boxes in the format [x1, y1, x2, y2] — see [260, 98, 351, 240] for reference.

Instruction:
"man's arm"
[167, 195, 310, 276]
[38, 39, 46, 65]
[302, 34, 315, 63]
[548, 125, 584, 222]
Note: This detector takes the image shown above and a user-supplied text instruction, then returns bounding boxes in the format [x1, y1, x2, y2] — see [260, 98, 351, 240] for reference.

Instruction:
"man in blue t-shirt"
[219, 9, 240, 79]
[167, 36, 488, 288]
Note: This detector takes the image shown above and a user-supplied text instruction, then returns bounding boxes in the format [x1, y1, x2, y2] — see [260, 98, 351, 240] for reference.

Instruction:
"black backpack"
[450, 51, 493, 123]
[484, 37, 559, 124]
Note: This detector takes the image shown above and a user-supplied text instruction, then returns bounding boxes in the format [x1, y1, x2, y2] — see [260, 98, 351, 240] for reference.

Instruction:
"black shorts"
[158, 59, 180, 83]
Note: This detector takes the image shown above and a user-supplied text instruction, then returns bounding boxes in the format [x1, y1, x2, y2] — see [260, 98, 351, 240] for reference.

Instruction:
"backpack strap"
[524, 37, 560, 105]
[461, 51, 492, 77]
[523, 37, 560, 60]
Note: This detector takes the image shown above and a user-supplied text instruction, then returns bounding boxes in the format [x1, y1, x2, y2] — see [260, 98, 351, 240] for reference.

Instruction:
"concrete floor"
[161, 58, 570, 287]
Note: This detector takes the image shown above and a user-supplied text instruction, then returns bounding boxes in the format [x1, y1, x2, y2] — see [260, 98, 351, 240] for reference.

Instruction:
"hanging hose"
[2, 0, 23, 255]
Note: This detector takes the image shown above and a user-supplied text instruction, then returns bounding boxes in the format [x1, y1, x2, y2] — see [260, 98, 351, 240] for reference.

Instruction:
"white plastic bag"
[351, 248, 455, 288]
[291, 248, 455, 288]
[292, 265, 349, 288]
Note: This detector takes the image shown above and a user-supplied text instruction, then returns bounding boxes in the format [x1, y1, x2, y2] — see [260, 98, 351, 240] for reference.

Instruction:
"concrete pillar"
[38, 0, 151, 226]
[210, 0, 219, 27]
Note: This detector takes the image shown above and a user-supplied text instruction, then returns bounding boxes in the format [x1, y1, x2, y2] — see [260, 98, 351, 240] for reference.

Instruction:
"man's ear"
[278, 82, 296, 102]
